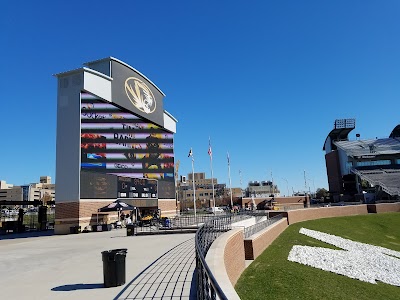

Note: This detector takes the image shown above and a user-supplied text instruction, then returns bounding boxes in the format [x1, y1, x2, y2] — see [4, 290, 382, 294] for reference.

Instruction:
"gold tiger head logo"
[124, 77, 156, 114]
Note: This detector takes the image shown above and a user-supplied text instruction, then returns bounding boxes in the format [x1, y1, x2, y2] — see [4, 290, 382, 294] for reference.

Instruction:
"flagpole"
[208, 138, 216, 211]
[189, 148, 197, 218]
[227, 152, 233, 209]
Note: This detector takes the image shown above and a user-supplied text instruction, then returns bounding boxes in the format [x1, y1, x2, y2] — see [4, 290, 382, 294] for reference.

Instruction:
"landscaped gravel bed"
[288, 228, 400, 286]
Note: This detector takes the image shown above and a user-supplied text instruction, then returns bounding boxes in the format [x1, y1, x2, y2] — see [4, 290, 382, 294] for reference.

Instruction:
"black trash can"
[126, 224, 135, 236]
[101, 248, 127, 288]
[69, 226, 81, 234]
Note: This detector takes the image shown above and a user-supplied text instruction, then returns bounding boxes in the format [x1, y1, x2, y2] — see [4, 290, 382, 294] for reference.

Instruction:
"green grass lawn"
[235, 213, 400, 300]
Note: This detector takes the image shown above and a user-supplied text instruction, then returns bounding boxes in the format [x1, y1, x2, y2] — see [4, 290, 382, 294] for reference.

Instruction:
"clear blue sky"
[1, 1, 399, 194]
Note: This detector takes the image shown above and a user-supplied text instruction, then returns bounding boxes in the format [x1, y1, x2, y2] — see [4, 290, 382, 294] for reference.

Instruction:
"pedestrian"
[125, 214, 132, 225]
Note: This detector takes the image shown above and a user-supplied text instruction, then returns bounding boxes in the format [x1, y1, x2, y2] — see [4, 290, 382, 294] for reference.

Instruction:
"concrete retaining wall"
[286, 205, 369, 224]
[244, 218, 288, 260]
[367, 203, 400, 213]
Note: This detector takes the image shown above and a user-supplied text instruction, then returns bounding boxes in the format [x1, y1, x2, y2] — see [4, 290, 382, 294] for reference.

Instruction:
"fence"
[0, 209, 55, 233]
[132, 213, 218, 235]
[243, 214, 283, 238]
[133, 211, 258, 235]
[194, 210, 270, 300]
[195, 214, 232, 300]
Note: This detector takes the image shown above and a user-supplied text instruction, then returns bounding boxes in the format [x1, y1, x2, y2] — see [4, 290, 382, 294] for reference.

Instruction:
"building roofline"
[83, 57, 166, 97]
[53, 67, 113, 82]
[164, 110, 178, 122]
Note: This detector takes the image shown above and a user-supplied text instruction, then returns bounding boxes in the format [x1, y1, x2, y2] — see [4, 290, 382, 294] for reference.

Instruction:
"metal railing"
[243, 214, 283, 238]
[1, 210, 55, 233]
[194, 211, 276, 299]
[195, 214, 232, 300]
[132, 212, 258, 235]
[132, 213, 221, 235]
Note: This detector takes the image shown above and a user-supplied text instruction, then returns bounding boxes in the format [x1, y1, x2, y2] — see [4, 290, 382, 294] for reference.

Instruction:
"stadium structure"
[323, 119, 400, 202]
[54, 57, 177, 234]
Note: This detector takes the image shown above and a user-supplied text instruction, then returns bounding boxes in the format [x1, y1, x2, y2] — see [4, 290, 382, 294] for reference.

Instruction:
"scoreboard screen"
[81, 171, 158, 200]
[80, 171, 118, 199]
[80, 92, 175, 199]
[117, 176, 158, 199]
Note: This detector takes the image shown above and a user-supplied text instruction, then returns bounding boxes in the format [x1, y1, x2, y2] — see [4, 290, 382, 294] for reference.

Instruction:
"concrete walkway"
[0, 229, 196, 300]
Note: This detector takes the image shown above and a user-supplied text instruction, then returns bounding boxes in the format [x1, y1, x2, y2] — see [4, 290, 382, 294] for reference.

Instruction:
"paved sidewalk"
[117, 238, 196, 299]
[0, 230, 196, 300]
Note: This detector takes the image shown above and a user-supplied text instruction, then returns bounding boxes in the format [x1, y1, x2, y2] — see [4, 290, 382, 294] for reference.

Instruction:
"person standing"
[17, 208, 25, 232]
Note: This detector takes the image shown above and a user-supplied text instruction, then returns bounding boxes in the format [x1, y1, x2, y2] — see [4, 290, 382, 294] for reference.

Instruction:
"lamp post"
[282, 178, 289, 197]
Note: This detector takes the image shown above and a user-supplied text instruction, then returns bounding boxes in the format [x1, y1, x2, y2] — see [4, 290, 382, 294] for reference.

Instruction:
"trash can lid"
[102, 248, 128, 254]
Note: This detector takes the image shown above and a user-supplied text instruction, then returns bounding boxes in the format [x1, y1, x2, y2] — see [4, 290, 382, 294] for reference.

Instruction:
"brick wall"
[286, 205, 369, 224]
[55, 202, 79, 220]
[244, 218, 288, 260]
[368, 203, 400, 213]
[158, 199, 177, 216]
[206, 228, 243, 300]
[224, 230, 246, 286]
[55, 200, 118, 234]
[55, 199, 180, 234]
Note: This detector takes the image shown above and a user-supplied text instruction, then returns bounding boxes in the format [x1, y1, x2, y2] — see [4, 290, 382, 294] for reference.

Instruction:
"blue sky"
[1, 1, 399, 194]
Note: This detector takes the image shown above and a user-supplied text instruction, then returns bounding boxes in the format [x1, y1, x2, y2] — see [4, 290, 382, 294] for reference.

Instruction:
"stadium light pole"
[282, 178, 289, 197]
[271, 172, 275, 196]
[304, 170, 309, 205]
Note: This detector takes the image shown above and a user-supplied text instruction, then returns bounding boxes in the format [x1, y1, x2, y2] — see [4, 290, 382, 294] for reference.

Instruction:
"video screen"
[117, 176, 158, 199]
[80, 92, 175, 199]
[80, 171, 118, 199]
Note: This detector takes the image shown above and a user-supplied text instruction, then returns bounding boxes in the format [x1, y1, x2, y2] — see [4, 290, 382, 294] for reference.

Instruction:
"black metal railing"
[132, 212, 255, 235]
[132, 213, 221, 235]
[243, 214, 283, 238]
[195, 214, 232, 300]
[0, 209, 55, 234]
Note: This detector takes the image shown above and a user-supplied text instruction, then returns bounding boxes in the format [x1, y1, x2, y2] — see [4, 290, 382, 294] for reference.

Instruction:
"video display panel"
[80, 171, 118, 199]
[117, 176, 157, 199]
[80, 92, 175, 199]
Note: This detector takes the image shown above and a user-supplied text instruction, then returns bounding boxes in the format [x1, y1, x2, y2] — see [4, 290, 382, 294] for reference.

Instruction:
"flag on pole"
[227, 152, 230, 165]
[208, 138, 212, 158]
[188, 148, 193, 157]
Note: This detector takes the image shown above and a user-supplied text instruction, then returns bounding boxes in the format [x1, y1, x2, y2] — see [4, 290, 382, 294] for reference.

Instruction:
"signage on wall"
[111, 60, 164, 127]
[125, 77, 156, 114]
[80, 93, 175, 199]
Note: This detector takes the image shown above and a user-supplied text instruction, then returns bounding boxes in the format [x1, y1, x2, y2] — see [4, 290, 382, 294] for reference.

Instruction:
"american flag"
[227, 152, 230, 165]
[208, 139, 212, 158]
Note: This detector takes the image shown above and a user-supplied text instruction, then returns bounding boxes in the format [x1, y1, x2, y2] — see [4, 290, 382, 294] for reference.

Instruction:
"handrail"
[194, 211, 269, 299]
[243, 214, 283, 238]
[195, 214, 232, 300]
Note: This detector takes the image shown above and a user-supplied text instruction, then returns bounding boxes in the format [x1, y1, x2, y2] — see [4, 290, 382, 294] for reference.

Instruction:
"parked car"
[206, 207, 224, 214]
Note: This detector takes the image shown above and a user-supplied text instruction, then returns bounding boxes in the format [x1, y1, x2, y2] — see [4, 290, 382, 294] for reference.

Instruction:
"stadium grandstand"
[323, 119, 400, 202]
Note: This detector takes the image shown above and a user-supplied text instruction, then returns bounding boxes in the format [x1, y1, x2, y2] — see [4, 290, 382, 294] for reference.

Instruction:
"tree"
[315, 188, 328, 199]
[41, 191, 53, 205]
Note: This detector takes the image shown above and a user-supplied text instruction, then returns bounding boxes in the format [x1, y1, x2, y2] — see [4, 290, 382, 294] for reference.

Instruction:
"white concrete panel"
[164, 111, 177, 133]
[83, 69, 112, 102]
[55, 72, 84, 202]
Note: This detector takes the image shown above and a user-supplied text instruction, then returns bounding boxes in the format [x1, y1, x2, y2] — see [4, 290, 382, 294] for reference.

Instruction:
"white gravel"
[288, 228, 400, 286]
